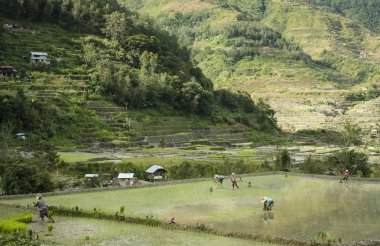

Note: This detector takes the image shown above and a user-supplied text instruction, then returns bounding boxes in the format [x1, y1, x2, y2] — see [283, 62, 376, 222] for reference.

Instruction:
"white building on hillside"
[30, 52, 51, 64]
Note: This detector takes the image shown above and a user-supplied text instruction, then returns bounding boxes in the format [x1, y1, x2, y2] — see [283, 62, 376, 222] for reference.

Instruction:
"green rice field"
[1, 174, 380, 243]
[0, 207, 275, 246]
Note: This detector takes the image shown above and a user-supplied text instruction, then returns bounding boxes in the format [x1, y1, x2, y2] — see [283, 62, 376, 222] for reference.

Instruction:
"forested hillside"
[121, 0, 380, 132]
[304, 0, 380, 33]
[0, 0, 281, 194]
[0, 0, 277, 138]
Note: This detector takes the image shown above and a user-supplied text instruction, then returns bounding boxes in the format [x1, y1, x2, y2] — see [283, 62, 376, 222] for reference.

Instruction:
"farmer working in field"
[231, 172, 239, 189]
[262, 196, 274, 210]
[343, 169, 350, 180]
[34, 193, 54, 222]
[214, 174, 224, 184]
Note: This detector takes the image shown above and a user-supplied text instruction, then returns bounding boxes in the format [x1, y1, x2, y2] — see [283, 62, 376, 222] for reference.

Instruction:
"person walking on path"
[231, 172, 239, 189]
[34, 194, 54, 222]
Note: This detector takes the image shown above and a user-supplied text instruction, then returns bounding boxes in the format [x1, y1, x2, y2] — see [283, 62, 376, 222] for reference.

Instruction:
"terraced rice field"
[0, 207, 275, 246]
[2, 174, 380, 243]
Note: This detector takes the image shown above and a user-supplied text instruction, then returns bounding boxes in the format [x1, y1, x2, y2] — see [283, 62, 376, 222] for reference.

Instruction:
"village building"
[146, 165, 167, 182]
[117, 173, 135, 186]
[2, 23, 23, 30]
[30, 52, 51, 64]
[0, 66, 17, 77]
[84, 174, 99, 179]
[15, 132, 26, 139]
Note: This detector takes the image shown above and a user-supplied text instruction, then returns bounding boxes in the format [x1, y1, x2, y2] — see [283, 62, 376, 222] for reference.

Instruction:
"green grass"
[58, 153, 100, 163]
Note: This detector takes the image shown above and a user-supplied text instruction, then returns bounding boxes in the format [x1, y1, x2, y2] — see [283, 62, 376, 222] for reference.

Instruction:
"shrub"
[275, 149, 291, 171]
[326, 150, 371, 177]
[299, 156, 327, 174]
[120, 205, 125, 214]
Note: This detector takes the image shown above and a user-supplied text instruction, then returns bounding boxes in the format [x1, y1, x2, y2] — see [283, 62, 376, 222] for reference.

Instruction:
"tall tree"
[102, 11, 130, 43]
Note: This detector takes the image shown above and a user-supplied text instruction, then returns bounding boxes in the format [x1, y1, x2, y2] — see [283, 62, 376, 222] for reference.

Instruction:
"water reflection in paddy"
[166, 179, 380, 242]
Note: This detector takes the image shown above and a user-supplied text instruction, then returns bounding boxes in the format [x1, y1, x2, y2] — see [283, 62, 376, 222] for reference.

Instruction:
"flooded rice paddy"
[153, 177, 380, 242]
[2, 175, 380, 243]
[0, 208, 275, 246]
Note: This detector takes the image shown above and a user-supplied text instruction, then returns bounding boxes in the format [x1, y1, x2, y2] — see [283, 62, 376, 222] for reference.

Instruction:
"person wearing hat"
[343, 169, 350, 180]
[230, 172, 239, 189]
[34, 193, 52, 222]
[262, 196, 274, 210]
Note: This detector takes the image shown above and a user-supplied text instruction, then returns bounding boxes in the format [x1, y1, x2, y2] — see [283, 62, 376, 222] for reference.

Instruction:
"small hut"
[117, 173, 135, 186]
[84, 174, 100, 188]
[85, 174, 99, 179]
[0, 66, 17, 77]
[15, 132, 26, 139]
[146, 165, 167, 182]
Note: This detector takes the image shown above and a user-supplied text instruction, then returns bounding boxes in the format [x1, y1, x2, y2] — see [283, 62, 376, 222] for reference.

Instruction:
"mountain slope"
[120, 0, 380, 132]
[0, 0, 278, 150]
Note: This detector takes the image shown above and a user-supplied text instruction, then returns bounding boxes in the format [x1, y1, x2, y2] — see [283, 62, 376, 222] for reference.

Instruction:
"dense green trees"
[0, 90, 60, 137]
[305, 0, 380, 33]
[78, 8, 276, 125]
[275, 149, 291, 171]
[299, 150, 372, 177]
[208, 0, 268, 21]
[0, 0, 124, 32]
[326, 150, 371, 177]
[0, 130, 57, 195]
[0, 0, 278, 133]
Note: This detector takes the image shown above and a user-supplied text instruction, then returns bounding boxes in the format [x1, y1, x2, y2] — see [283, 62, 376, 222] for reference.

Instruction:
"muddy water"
[161, 181, 380, 242]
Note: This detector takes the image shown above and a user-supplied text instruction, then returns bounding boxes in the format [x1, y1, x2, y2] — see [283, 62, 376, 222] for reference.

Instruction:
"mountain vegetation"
[0, 0, 278, 138]
[0, 0, 279, 194]
[304, 0, 380, 33]
[121, 0, 380, 134]
[0, 0, 379, 195]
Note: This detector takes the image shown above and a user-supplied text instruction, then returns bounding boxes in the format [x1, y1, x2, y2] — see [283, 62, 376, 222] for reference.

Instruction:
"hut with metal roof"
[146, 165, 167, 182]
[30, 52, 51, 64]
[85, 174, 99, 178]
[117, 173, 135, 186]
[0, 66, 17, 77]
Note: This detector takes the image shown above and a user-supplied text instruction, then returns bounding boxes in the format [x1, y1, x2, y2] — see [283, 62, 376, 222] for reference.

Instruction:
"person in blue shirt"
[262, 196, 274, 210]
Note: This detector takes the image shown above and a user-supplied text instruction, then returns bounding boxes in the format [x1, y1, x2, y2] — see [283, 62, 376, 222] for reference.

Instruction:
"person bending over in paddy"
[262, 196, 274, 210]
[231, 172, 239, 189]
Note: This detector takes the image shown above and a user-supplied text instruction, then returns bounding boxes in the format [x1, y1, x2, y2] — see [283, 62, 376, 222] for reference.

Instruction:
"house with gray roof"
[146, 165, 167, 182]
[30, 52, 51, 64]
